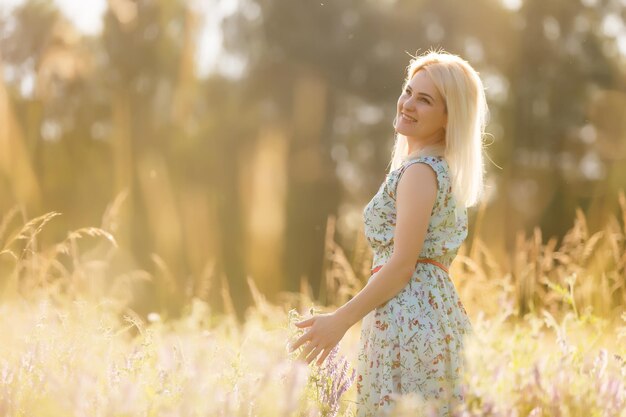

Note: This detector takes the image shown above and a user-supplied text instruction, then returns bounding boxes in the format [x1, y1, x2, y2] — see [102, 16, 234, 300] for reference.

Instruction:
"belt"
[371, 258, 449, 275]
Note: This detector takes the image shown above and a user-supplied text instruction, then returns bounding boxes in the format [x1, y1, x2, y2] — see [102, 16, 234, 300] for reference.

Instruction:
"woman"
[288, 49, 489, 416]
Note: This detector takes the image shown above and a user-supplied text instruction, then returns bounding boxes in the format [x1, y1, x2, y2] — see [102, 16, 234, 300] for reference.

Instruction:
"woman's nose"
[402, 99, 416, 111]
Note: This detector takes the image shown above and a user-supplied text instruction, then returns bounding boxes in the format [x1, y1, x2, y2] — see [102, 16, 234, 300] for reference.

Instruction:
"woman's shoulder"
[386, 156, 448, 200]
[395, 155, 448, 177]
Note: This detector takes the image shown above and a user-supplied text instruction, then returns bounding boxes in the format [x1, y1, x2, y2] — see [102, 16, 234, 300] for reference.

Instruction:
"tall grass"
[322, 190, 626, 324]
[0, 194, 624, 416]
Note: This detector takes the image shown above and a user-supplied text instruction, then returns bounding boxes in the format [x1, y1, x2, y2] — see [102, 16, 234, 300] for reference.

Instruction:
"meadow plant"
[0, 288, 322, 416]
[323, 191, 626, 324]
[288, 308, 357, 417]
[0, 209, 317, 416]
[447, 309, 626, 417]
[0, 195, 625, 416]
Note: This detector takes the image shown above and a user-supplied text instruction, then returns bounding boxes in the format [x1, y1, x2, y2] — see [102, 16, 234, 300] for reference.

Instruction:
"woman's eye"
[420, 97, 430, 104]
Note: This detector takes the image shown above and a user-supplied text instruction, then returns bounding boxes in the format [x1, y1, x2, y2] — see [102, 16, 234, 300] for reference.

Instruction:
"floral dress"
[355, 156, 473, 417]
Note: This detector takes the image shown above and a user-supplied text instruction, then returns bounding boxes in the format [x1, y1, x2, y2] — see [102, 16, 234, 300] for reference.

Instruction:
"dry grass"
[0, 194, 624, 416]
[322, 190, 626, 326]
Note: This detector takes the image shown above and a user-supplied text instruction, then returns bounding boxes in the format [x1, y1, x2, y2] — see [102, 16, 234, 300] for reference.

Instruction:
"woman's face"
[395, 69, 447, 142]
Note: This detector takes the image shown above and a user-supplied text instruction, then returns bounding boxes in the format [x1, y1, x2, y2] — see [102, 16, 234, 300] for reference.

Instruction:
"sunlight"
[500, 0, 522, 11]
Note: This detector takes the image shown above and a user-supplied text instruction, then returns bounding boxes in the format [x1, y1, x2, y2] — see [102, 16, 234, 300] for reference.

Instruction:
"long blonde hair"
[389, 49, 489, 208]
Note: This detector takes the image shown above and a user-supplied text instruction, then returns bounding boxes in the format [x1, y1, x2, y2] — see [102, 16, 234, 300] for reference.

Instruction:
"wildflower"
[287, 309, 356, 417]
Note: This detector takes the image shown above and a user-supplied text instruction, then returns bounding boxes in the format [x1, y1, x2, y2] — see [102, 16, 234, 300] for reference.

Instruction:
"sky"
[0, 0, 243, 78]
[0, 0, 106, 34]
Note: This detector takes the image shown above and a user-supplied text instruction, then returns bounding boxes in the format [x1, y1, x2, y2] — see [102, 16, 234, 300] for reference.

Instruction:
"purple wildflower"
[313, 345, 357, 417]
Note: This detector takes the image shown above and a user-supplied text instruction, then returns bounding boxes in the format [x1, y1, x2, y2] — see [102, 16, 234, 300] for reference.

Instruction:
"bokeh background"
[1, 0, 625, 320]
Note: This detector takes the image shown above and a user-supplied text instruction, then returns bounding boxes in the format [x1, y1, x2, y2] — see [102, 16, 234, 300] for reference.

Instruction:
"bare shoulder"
[397, 161, 438, 191]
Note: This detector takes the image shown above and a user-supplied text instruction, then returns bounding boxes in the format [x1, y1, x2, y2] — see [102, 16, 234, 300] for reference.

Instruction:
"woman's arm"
[334, 162, 438, 328]
[290, 162, 438, 365]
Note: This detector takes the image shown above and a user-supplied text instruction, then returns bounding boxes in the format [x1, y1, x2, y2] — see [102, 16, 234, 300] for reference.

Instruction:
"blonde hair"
[389, 49, 489, 208]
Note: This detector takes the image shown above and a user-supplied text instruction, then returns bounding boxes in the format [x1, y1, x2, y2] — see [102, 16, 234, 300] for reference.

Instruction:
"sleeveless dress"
[355, 156, 473, 417]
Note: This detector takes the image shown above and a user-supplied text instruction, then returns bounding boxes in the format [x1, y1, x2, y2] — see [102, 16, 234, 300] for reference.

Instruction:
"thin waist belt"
[371, 258, 449, 275]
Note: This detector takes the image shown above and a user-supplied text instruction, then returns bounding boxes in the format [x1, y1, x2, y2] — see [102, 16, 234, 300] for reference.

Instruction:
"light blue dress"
[355, 156, 474, 416]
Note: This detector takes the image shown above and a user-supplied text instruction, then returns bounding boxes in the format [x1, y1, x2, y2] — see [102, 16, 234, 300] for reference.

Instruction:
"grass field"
[0, 196, 625, 416]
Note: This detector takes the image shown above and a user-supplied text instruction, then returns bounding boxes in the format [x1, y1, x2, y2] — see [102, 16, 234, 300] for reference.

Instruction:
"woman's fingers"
[306, 346, 323, 364]
[290, 335, 333, 366]
[289, 316, 317, 352]
[298, 342, 315, 362]
[316, 348, 332, 366]
[289, 313, 341, 366]
[289, 329, 313, 352]
[295, 317, 314, 328]
[289, 336, 304, 353]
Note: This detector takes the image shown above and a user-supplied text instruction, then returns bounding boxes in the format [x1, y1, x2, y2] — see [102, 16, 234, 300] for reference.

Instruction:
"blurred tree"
[505, 0, 622, 241]
[0, 0, 624, 317]
[100, 0, 207, 315]
[0, 0, 60, 213]
[223, 0, 515, 296]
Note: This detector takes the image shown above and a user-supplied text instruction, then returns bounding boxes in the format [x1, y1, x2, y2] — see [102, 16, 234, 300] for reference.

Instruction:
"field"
[2, 0, 625, 415]
[0, 196, 625, 417]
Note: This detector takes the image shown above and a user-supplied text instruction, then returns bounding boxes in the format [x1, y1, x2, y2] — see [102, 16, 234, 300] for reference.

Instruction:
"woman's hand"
[288, 312, 350, 366]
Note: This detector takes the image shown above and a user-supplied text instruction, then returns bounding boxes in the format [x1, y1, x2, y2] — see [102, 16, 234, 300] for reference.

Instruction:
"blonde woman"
[289, 49, 489, 416]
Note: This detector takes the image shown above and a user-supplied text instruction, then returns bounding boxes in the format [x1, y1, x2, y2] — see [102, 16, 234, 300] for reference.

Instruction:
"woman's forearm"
[334, 258, 414, 328]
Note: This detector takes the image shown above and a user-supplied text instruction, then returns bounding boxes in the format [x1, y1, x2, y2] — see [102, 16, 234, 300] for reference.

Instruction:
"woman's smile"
[400, 112, 417, 123]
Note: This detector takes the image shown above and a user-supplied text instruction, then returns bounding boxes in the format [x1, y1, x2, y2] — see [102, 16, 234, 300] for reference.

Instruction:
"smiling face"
[395, 69, 448, 144]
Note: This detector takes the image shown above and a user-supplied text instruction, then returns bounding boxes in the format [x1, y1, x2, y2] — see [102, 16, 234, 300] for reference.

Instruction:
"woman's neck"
[407, 140, 446, 158]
